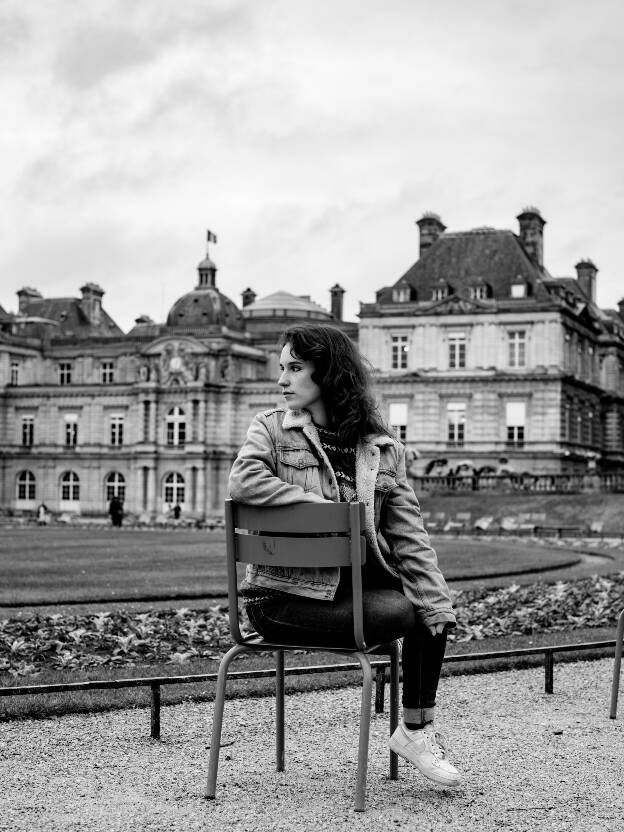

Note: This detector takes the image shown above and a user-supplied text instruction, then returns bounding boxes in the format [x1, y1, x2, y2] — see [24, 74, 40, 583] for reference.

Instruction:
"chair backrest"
[224, 500, 368, 649]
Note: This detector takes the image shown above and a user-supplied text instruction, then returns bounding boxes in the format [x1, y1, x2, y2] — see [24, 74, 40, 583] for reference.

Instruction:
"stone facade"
[361, 209, 624, 475]
[2, 210, 624, 518]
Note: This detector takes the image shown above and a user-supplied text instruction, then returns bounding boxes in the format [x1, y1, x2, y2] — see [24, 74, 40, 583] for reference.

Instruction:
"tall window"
[389, 402, 408, 442]
[142, 401, 151, 441]
[21, 415, 35, 446]
[447, 402, 466, 446]
[101, 361, 115, 384]
[58, 362, 72, 385]
[164, 472, 185, 504]
[506, 401, 526, 447]
[64, 414, 78, 447]
[448, 332, 466, 369]
[16, 470, 36, 501]
[60, 471, 80, 501]
[10, 362, 19, 385]
[105, 471, 125, 502]
[508, 331, 526, 368]
[166, 407, 186, 446]
[110, 414, 124, 446]
[391, 335, 409, 370]
[192, 399, 200, 442]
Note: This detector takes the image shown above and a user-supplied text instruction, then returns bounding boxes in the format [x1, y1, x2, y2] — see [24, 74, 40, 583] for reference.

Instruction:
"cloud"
[55, 24, 156, 90]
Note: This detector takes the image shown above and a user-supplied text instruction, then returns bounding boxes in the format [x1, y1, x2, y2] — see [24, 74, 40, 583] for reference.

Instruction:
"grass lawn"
[0, 527, 582, 606]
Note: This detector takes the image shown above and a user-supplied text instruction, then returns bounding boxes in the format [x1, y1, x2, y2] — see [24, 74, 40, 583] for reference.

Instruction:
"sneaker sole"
[389, 736, 462, 788]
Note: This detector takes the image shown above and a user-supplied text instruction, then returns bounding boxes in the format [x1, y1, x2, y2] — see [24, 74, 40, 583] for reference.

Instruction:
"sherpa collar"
[281, 407, 394, 448]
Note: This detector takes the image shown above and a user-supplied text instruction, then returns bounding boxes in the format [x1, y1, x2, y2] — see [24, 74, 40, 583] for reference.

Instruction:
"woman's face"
[278, 343, 326, 423]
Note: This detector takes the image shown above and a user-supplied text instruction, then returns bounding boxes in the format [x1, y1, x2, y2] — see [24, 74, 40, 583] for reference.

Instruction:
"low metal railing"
[411, 472, 624, 494]
[0, 639, 617, 738]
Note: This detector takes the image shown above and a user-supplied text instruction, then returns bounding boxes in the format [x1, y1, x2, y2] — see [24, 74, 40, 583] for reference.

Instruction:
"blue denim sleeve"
[228, 414, 328, 506]
[381, 444, 457, 629]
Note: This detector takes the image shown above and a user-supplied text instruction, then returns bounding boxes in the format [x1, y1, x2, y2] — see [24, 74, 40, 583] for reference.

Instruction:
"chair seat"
[238, 633, 398, 656]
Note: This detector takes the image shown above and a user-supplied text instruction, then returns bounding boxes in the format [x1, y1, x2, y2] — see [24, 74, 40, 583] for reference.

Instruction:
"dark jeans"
[246, 576, 447, 715]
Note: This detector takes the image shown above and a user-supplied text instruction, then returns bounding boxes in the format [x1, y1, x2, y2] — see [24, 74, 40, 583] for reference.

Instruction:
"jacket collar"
[282, 407, 394, 448]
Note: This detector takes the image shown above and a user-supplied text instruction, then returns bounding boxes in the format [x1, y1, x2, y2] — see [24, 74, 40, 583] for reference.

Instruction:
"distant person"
[36, 503, 49, 525]
[229, 324, 461, 788]
[173, 503, 181, 520]
[109, 496, 124, 528]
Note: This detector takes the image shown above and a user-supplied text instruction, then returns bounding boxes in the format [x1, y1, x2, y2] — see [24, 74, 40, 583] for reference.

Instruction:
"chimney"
[17, 287, 42, 314]
[575, 259, 598, 303]
[517, 206, 546, 266]
[618, 298, 624, 320]
[241, 287, 257, 307]
[80, 282, 104, 324]
[329, 283, 345, 320]
[416, 212, 446, 257]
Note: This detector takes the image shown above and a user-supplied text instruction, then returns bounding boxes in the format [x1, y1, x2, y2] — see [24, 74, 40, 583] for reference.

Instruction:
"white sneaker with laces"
[389, 722, 462, 787]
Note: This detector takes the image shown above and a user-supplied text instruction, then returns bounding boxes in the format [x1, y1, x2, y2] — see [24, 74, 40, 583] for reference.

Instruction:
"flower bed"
[2, 573, 623, 678]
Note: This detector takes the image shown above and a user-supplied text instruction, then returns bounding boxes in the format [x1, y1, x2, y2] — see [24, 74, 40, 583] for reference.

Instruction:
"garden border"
[1, 639, 618, 738]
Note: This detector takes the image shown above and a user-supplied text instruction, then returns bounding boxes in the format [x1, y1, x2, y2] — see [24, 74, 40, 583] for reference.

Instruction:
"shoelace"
[425, 730, 448, 760]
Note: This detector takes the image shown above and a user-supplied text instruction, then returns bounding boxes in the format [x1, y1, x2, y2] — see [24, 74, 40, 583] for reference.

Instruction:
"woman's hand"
[427, 622, 446, 637]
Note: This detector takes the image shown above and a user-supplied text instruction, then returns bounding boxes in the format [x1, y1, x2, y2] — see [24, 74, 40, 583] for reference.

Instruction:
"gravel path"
[2, 658, 623, 831]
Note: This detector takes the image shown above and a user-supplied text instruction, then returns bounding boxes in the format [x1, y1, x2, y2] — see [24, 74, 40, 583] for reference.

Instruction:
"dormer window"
[469, 281, 491, 300]
[392, 286, 412, 303]
[432, 280, 451, 301]
[510, 281, 527, 299]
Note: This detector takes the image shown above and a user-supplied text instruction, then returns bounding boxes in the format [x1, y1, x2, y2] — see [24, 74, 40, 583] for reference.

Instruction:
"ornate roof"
[242, 291, 331, 320]
[376, 228, 550, 305]
[166, 286, 244, 331]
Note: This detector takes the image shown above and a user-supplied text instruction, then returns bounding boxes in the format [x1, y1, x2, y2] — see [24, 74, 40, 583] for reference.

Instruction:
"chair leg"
[610, 609, 624, 719]
[206, 643, 248, 799]
[275, 649, 285, 771]
[353, 652, 373, 812]
[389, 641, 400, 780]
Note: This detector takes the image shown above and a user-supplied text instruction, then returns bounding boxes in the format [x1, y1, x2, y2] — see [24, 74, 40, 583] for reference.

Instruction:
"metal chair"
[206, 499, 401, 812]
[609, 608, 624, 719]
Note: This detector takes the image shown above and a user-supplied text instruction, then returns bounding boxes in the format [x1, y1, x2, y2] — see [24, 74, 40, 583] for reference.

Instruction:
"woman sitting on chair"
[228, 324, 461, 788]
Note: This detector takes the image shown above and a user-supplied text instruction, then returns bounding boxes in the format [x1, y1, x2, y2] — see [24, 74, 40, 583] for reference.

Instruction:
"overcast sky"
[2, 0, 623, 330]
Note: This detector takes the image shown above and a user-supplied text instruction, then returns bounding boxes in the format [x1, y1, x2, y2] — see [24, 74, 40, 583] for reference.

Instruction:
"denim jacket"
[228, 408, 456, 629]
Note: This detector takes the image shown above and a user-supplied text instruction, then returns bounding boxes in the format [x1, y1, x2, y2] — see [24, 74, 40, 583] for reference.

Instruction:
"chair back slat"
[235, 533, 365, 567]
[233, 501, 364, 534]
[224, 499, 369, 650]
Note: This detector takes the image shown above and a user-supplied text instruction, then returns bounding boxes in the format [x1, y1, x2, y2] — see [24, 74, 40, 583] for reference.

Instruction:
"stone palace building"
[1, 207, 623, 519]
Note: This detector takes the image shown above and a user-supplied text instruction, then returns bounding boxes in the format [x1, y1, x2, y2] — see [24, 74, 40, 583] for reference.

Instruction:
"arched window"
[16, 470, 36, 501]
[60, 471, 80, 502]
[105, 472, 125, 502]
[164, 472, 185, 505]
[166, 407, 186, 446]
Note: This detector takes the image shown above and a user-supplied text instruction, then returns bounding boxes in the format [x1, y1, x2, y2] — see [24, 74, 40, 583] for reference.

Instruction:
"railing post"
[544, 650, 554, 694]
[609, 609, 624, 719]
[150, 683, 161, 739]
[375, 665, 386, 713]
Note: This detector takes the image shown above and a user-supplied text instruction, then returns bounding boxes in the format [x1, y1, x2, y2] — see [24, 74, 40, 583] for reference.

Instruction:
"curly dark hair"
[280, 324, 390, 445]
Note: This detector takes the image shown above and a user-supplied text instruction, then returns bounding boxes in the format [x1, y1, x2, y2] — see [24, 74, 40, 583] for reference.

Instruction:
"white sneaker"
[389, 722, 462, 787]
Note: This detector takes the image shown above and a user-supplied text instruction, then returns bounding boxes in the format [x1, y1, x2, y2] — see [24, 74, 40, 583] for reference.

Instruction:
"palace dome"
[242, 291, 332, 320]
[166, 286, 244, 330]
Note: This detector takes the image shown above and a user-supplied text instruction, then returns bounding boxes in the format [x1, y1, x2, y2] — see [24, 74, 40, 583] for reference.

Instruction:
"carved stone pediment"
[140, 336, 206, 385]
[426, 294, 493, 315]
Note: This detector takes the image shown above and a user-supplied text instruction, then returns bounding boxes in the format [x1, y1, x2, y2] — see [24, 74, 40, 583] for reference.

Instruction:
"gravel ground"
[1, 658, 623, 832]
